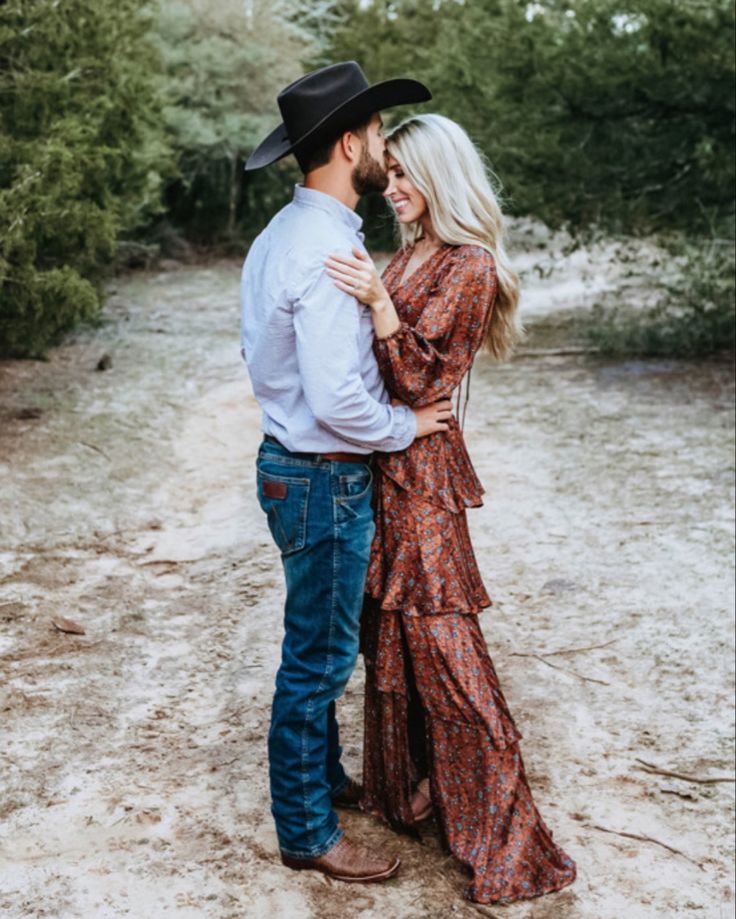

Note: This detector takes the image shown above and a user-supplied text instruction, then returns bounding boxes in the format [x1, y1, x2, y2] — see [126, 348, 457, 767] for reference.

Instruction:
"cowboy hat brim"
[245, 77, 431, 171]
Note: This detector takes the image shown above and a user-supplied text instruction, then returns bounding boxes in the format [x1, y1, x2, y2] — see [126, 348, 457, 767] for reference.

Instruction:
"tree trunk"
[227, 152, 240, 237]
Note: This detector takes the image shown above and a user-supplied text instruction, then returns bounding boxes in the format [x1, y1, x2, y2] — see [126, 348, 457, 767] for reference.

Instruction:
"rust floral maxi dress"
[360, 243, 576, 904]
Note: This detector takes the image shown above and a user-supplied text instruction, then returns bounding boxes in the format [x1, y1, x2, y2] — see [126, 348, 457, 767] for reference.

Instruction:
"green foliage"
[322, 0, 735, 355]
[154, 0, 335, 242]
[3, 0, 732, 356]
[0, 0, 168, 357]
[324, 0, 735, 236]
[586, 237, 736, 357]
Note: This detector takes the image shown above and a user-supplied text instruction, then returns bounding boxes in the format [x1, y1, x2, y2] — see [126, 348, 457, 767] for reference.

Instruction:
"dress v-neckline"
[396, 243, 448, 288]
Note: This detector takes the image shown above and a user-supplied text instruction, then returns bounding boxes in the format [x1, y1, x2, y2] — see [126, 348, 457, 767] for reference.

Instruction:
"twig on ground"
[660, 788, 696, 801]
[514, 347, 599, 357]
[635, 758, 736, 785]
[542, 638, 618, 657]
[78, 441, 111, 460]
[585, 823, 704, 870]
[470, 905, 501, 918]
[512, 638, 617, 659]
[514, 652, 610, 686]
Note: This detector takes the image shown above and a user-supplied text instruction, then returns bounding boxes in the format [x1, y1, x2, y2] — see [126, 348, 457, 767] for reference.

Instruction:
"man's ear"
[339, 129, 360, 164]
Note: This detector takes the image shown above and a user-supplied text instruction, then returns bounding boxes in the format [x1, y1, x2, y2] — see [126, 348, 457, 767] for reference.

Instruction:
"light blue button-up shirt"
[240, 185, 416, 454]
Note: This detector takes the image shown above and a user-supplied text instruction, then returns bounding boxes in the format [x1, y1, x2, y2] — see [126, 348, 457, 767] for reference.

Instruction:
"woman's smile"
[384, 155, 428, 223]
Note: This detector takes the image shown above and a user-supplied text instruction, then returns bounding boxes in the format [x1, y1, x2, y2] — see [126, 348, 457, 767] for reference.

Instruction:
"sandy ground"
[0, 240, 734, 919]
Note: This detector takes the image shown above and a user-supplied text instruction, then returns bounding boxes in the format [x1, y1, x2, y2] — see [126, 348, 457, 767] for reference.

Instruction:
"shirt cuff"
[390, 402, 416, 450]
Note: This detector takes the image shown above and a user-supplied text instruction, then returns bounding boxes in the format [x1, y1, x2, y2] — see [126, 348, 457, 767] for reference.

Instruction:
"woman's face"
[383, 154, 428, 224]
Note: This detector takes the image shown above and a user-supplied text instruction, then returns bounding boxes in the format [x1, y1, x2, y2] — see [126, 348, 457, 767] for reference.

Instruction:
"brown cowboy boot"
[281, 834, 400, 883]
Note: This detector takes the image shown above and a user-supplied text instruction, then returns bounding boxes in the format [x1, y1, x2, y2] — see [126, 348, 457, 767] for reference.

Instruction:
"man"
[240, 61, 451, 883]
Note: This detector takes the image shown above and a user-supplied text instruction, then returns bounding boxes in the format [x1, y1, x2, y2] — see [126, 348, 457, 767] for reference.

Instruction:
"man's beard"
[351, 146, 389, 196]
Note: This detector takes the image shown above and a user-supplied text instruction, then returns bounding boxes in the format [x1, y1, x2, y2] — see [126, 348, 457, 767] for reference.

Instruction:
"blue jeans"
[255, 437, 375, 858]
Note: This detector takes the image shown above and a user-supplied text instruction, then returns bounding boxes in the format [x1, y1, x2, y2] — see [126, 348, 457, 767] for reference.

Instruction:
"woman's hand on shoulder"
[325, 248, 390, 311]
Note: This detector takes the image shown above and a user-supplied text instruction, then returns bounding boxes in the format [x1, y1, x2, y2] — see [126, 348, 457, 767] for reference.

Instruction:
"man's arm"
[293, 248, 451, 449]
[293, 249, 418, 451]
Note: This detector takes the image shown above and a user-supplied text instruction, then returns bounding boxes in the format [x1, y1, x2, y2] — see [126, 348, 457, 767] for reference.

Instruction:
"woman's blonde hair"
[386, 114, 521, 360]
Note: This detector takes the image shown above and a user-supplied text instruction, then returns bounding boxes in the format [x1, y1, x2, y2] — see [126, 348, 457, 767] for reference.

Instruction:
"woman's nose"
[383, 175, 396, 198]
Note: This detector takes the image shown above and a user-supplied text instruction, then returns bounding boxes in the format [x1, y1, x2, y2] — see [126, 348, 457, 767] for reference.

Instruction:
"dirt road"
[1, 255, 734, 919]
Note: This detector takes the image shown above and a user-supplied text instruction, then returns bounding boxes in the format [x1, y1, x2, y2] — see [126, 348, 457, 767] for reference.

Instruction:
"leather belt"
[263, 434, 371, 464]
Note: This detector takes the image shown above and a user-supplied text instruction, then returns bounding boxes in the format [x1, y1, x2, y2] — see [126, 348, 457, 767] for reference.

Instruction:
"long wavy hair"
[386, 114, 521, 360]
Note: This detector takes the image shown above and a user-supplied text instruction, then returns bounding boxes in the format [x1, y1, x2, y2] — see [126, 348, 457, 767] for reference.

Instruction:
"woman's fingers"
[326, 254, 363, 271]
[326, 267, 373, 299]
[332, 279, 357, 296]
[325, 252, 379, 302]
[325, 266, 357, 285]
[327, 270, 368, 300]
[326, 268, 367, 290]
[325, 260, 362, 282]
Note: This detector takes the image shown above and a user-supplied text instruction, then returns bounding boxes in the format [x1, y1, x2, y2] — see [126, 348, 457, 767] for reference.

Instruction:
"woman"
[325, 114, 576, 904]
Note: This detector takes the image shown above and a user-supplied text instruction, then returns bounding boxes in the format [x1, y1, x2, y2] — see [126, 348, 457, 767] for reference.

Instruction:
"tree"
[0, 0, 168, 357]
[155, 0, 339, 241]
[325, 0, 735, 236]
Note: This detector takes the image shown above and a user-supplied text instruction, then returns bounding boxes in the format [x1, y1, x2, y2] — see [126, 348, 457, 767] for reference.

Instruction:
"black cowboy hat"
[245, 61, 431, 171]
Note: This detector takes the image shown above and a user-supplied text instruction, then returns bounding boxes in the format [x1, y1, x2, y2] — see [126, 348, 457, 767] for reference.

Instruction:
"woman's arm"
[326, 247, 497, 406]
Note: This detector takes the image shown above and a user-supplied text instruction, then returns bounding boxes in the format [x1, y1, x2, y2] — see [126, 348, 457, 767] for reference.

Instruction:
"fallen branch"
[511, 652, 609, 686]
[544, 638, 618, 657]
[635, 758, 735, 785]
[585, 823, 704, 870]
[512, 638, 617, 659]
[660, 789, 696, 801]
[211, 755, 240, 769]
[78, 441, 111, 460]
[470, 905, 501, 918]
[514, 347, 599, 357]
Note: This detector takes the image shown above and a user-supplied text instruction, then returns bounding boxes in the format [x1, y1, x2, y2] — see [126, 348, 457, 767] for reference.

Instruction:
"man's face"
[351, 113, 389, 196]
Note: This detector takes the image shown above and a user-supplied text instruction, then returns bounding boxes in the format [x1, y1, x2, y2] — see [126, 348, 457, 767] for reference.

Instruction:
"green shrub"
[0, 0, 168, 357]
[586, 237, 736, 357]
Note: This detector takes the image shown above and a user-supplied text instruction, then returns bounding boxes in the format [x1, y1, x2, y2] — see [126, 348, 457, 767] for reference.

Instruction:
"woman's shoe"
[410, 777, 433, 823]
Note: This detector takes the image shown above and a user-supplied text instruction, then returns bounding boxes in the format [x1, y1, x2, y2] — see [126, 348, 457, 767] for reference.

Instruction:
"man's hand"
[411, 399, 453, 438]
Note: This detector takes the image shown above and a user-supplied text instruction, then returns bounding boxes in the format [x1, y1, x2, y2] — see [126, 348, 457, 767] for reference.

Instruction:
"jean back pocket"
[256, 469, 310, 556]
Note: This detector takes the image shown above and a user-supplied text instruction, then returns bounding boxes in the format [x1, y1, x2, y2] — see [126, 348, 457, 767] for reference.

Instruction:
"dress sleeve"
[374, 247, 497, 406]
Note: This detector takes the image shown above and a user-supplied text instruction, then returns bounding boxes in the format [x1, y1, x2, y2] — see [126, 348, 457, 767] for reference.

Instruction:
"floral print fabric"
[361, 602, 577, 904]
[372, 244, 492, 515]
[367, 470, 490, 615]
[361, 243, 577, 904]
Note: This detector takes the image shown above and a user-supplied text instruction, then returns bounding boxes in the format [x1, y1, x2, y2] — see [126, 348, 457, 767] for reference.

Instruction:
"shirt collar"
[293, 184, 364, 236]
